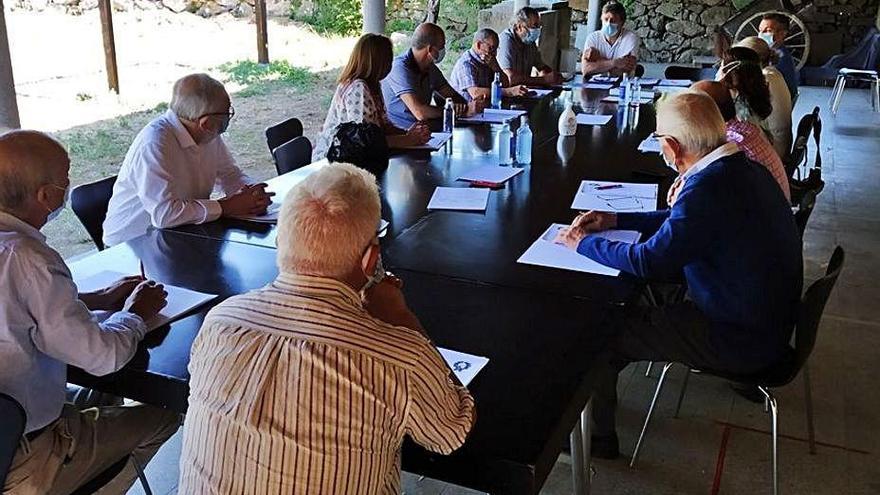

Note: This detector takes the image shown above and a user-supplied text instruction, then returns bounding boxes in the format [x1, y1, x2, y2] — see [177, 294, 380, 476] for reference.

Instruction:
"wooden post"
[98, 0, 120, 93]
[0, 0, 21, 130]
[255, 0, 269, 63]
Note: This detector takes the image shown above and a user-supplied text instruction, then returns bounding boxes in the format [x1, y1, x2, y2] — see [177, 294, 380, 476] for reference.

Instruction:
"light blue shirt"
[380, 49, 450, 128]
[0, 211, 145, 432]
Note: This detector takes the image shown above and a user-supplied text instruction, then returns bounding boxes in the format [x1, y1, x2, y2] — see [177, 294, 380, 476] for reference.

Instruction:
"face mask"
[602, 22, 619, 38]
[433, 47, 446, 64]
[759, 32, 775, 48]
[361, 249, 386, 293]
[662, 150, 677, 171]
[218, 115, 231, 135]
[524, 27, 541, 44]
[45, 183, 70, 223]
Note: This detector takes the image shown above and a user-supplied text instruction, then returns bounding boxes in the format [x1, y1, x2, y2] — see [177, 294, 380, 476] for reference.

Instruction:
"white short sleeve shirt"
[584, 28, 641, 61]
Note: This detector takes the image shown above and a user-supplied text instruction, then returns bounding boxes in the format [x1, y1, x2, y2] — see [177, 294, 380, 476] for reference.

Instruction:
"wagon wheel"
[735, 10, 810, 70]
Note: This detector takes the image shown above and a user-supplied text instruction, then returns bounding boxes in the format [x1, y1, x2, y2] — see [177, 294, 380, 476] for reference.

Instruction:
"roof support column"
[587, 0, 601, 32]
[362, 0, 385, 35]
[0, 2, 20, 130]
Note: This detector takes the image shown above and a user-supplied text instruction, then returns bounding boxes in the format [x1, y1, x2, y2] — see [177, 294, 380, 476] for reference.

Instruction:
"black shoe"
[729, 382, 764, 404]
[591, 433, 620, 460]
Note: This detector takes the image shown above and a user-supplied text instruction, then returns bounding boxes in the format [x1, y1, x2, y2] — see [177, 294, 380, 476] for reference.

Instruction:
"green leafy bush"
[219, 60, 313, 88]
[291, 0, 362, 36]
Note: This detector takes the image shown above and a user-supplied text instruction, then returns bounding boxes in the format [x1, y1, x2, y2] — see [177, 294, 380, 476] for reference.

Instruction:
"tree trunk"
[423, 0, 440, 24]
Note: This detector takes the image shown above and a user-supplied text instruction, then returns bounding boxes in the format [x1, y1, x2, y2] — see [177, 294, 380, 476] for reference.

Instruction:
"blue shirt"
[449, 49, 496, 102]
[381, 49, 450, 128]
[578, 152, 802, 371]
[498, 27, 545, 77]
[775, 45, 799, 100]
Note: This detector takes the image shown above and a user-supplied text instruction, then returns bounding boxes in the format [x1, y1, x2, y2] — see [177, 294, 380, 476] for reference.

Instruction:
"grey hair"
[473, 28, 498, 44]
[510, 6, 539, 28]
[0, 130, 66, 214]
[656, 91, 727, 156]
[170, 73, 228, 121]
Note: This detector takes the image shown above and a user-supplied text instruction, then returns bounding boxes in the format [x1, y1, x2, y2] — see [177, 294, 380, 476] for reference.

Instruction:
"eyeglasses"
[651, 132, 671, 140]
[199, 105, 235, 120]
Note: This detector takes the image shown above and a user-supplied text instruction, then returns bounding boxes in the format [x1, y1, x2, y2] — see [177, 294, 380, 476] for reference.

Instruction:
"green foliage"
[386, 17, 416, 34]
[64, 129, 132, 165]
[290, 0, 362, 36]
[218, 60, 314, 94]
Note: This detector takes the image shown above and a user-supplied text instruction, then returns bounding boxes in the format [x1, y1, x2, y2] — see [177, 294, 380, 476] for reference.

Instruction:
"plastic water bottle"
[443, 98, 455, 133]
[620, 73, 630, 106]
[491, 73, 503, 109]
[515, 115, 532, 165]
[498, 123, 512, 165]
[630, 77, 641, 108]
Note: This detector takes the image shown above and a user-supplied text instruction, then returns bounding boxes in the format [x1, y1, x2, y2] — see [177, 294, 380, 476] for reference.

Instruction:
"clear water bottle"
[443, 98, 455, 133]
[515, 115, 532, 165]
[620, 73, 630, 105]
[491, 73, 503, 109]
[630, 77, 641, 108]
[498, 123, 512, 165]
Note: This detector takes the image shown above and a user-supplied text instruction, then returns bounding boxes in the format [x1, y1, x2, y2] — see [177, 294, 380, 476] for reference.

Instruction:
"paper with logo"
[438, 347, 489, 387]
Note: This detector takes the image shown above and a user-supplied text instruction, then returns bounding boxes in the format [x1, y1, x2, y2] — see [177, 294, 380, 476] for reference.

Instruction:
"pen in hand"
[139, 260, 146, 280]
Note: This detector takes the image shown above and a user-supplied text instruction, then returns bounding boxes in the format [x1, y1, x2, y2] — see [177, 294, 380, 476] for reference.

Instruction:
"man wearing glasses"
[103, 73, 272, 246]
[449, 28, 529, 102]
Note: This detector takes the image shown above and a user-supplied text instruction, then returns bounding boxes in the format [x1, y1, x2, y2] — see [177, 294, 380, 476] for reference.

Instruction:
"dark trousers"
[591, 302, 757, 436]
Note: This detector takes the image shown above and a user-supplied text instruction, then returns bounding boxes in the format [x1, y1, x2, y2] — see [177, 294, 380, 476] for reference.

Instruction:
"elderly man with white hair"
[179, 162, 475, 494]
[555, 91, 802, 459]
[0, 130, 180, 494]
[102, 73, 272, 246]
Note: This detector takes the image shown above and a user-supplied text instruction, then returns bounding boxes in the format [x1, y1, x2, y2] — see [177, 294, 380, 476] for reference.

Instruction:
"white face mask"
[45, 184, 70, 223]
[361, 251, 386, 293]
[759, 32, 775, 48]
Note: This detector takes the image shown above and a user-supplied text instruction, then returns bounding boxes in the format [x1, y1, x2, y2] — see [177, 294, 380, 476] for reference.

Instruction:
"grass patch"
[65, 128, 134, 166]
[219, 60, 314, 92]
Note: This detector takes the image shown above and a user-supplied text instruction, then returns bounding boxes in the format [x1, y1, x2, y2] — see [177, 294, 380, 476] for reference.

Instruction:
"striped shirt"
[179, 273, 475, 495]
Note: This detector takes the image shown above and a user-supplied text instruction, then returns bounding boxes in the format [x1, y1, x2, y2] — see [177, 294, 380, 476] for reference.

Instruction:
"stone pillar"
[363, 0, 385, 35]
[514, 0, 529, 10]
[0, 3, 20, 130]
[586, 0, 600, 31]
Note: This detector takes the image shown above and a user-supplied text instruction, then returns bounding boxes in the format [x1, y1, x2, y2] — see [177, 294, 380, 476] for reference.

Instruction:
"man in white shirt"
[0, 130, 180, 494]
[581, 1, 641, 77]
[179, 163, 475, 494]
[103, 73, 272, 246]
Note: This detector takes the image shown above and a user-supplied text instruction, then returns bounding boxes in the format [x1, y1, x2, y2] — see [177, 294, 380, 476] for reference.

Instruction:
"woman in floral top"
[313, 34, 430, 160]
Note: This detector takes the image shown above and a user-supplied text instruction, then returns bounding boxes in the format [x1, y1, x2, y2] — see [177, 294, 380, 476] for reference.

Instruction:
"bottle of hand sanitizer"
[558, 101, 577, 137]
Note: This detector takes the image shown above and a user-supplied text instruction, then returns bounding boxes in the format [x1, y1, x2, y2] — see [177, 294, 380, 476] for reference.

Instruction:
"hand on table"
[406, 122, 431, 144]
[503, 85, 530, 97]
[219, 183, 274, 217]
[541, 71, 563, 85]
[615, 55, 637, 73]
[123, 280, 168, 324]
[554, 211, 618, 249]
[96, 275, 145, 311]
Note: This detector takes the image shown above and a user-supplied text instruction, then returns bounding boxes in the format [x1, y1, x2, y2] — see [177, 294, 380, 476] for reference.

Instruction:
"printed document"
[438, 348, 489, 387]
[458, 165, 524, 184]
[576, 114, 613, 126]
[571, 180, 658, 212]
[517, 224, 641, 276]
[427, 187, 490, 211]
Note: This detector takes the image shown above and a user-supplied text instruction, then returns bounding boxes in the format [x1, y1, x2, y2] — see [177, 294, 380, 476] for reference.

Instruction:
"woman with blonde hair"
[313, 33, 430, 160]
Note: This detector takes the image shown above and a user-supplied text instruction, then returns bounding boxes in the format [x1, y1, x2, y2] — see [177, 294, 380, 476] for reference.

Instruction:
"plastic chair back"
[791, 170, 824, 238]
[785, 107, 821, 178]
[792, 247, 845, 376]
[265, 117, 303, 155]
[0, 393, 26, 489]
[70, 176, 117, 251]
[273, 136, 313, 176]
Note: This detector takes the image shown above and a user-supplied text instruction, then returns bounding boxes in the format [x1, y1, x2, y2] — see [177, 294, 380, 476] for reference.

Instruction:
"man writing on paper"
[555, 92, 801, 458]
[0, 130, 180, 494]
[103, 73, 273, 246]
[381, 23, 484, 129]
[450, 28, 530, 102]
[498, 7, 563, 87]
[580, 1, 640, 78]
[180, 162, 475, 494]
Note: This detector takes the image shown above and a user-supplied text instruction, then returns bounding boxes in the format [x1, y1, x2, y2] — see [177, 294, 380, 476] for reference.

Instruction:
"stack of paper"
[590, 75, 620, 84]
[438, 348, 489, 387]
[76, 270, 218, 331]
[659, 78, 692, 87]
[602, 95, 654, 104]
[638, 136, 662, 153]
[393, 132, 452, 150]
[524, 88, 554, 98]
[517, 224, 641, 276]
[427, 187, 490, 211]
[571, 180, 659, 212]
[459, 108, 527, 124]
[576, 114, 613, 126]
[230, 201, 282, 224]
[637, 78, 661, 86]
[457, 165, 524, 184]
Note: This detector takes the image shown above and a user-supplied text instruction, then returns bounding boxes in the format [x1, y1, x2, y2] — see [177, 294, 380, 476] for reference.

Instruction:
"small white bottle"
[498, 123, 512, 165]
[558, 101, 577, 137]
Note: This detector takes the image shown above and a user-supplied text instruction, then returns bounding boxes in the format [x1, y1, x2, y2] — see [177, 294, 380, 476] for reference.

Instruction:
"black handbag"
[326, 122, 390, 176]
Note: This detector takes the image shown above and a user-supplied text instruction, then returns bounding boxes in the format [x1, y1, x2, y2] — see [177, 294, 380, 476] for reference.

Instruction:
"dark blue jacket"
[578, 152, 802, 370]
[776, 45, 799, 101]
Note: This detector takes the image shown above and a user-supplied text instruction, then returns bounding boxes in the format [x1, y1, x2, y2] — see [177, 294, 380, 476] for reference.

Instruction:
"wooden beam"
[255, 0, 269, 63]
[98, 0, 120, 93]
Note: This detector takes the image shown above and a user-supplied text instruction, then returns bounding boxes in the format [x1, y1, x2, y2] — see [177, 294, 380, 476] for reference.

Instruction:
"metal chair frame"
[828, 69, 880, 115]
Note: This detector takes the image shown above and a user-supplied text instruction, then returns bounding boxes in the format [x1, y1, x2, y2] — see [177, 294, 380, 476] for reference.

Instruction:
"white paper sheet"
[589, 75, 619, 83]
[659, 78, 692, 87]
[638, 136, 662, 153]
[571, 180, 659, 212]
[378, 218, 389, 237]
[393, 132, 452, 150]
[427, 187, 490, 211]
[525, 88, 554, 98]
[583, 82, 614, 89]
[576, 114, 613, 126]
[438, 347, 489, 387]
[637, 78, 661, 86]
[76, 270, 218, 332]
[601, 95, 654, 104]
[517, 224, 641, 276]
[459, 108, 527, 123]
[457, 165, 524, 184]
[229, 201, 282, 224]
[654, 85, 687, 94]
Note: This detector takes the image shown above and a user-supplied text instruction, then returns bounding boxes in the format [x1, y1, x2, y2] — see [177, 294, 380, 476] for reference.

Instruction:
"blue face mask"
[602, 22, 620, 38]
[525, 27, 541, 44]
[45, 183, 70, 223]
[759, 32, 775, 48]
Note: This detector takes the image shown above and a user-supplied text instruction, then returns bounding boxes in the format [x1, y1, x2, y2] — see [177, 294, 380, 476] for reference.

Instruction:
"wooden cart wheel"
[735, 10, 810, 70]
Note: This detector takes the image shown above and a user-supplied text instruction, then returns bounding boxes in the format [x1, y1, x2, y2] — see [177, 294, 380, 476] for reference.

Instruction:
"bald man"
[103, 73, 272, 246]
[688, 80, 789, 204]
[0, 130, 180, 493]
[555, 92, 802, 458]
[381, 23, 483, 129]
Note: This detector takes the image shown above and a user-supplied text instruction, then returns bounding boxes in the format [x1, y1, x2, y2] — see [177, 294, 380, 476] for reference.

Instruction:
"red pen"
[596, 184, 623, 190]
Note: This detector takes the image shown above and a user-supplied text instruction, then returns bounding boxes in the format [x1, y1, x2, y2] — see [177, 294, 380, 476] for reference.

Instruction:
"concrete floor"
[128, 85, 880, 495]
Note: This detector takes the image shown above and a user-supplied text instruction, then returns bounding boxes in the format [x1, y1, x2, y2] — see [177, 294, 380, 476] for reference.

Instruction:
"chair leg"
[630, 362, 675, 468]
[132, 457, 153, 495]
[832, 77, 847, 115]
[872, 78, 880, 113]
[673, 368, 691, 418]
[802, 364, 816, 455]
[570, 416, 588, 495]
[759, 387, 779, 495]
[828, 75, 844, 109]
[645, 361, 654, 377]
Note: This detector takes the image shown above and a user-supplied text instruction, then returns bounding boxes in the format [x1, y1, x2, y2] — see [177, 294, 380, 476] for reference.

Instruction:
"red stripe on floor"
[713, 420, 870, 455]
[710, 425, 732, 495]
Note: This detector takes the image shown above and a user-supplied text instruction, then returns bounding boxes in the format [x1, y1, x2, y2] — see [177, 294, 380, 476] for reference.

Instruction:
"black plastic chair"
[273, 136, 313, 176]
[663, 65, 717, 82]
[790, 168, 825, 237]
[785, 106, 822, 180]
[70, 175, 117, 251]
[265, 117, 303, 156]
[0, 393, 26, 489]
[630, 247, 845, 495]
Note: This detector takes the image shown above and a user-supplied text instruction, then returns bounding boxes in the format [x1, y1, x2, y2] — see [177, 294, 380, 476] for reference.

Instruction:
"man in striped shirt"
[179, 163, 475, 494]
